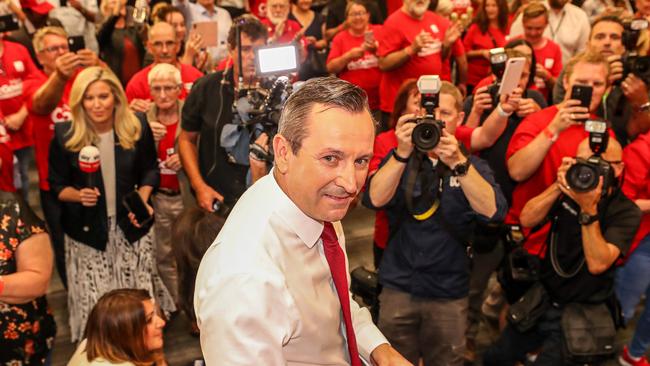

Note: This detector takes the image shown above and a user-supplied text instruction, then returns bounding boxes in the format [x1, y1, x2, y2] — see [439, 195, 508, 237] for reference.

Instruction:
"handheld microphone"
[79, 146, 100, 232]
[79, 146, 100, 188]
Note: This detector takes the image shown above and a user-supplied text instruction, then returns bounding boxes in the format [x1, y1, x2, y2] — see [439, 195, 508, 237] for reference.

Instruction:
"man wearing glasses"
[125, 22, 203, 114]
[25, 26, 101, 289]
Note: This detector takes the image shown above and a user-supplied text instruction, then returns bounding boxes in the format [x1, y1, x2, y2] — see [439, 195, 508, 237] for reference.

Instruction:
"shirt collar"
[267, 170, 324, 249]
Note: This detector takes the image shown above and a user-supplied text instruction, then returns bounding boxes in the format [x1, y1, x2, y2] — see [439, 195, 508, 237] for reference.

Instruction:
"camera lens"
[412, 119, 443, 152]
[566, 162, 599, 192]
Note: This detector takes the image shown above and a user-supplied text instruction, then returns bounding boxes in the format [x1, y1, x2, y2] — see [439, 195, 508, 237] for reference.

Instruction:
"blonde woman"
[48, 66, 175, 342]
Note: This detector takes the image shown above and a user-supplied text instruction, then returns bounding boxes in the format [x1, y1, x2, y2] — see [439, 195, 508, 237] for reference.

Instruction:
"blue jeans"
[615, 234, 650, 358]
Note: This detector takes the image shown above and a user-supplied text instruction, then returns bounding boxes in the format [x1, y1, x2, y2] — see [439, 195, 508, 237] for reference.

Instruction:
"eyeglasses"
[151, 85, 180, 94]
[348, 10, 368, 18]
[41, 44, 69, 53]
[151, 40, 177, 50]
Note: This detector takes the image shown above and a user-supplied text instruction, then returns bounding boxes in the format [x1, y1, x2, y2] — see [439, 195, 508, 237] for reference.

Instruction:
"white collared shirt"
[194, 172, 388, 365]
[50, 0, 99, 53]
[510, 1, 590, 65]
[172, 0, 232, 63]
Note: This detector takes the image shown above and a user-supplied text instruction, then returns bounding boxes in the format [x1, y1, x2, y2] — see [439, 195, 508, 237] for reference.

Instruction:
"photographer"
[553, 15, 650, 145]
[178, 16, 269, 212]
[363, 80, 508, 365]
[484, 136, 641, 365]
[506, 51, 611, 255]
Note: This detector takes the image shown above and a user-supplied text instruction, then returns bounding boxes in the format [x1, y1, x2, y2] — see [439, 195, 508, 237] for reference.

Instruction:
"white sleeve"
[575, 11, 590, 54]
[195, 272, 299, 365]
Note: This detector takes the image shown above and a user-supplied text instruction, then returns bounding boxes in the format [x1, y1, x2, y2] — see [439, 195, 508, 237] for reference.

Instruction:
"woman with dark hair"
[470, 38, 537, 93]
[462, 0, 509, 94]
[68, 288, 166, 366]
[290, 0, 328, 80]
[171, 207, 225, 335]
[0, 193, 56, 365]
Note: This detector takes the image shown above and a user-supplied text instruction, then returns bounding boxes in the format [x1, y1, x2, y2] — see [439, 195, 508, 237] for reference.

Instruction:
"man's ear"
[273, 133, 291, 174]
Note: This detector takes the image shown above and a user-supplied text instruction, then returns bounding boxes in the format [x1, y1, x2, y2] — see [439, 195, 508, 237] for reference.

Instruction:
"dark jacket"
[97, 15, 146, 86]
[48, 119, 159, 251]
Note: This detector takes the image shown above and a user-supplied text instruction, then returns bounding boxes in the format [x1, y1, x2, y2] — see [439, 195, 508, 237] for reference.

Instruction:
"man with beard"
[377, 0, 465, 128]
[261, 0, 302, 44]
[553, 15, 650, 146]
[510, 0, 590, 65]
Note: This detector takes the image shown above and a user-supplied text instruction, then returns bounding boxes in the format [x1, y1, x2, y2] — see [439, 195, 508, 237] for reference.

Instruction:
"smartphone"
[571, 85, 592, 122]
[497, 57, 526, 98]
[68, 36, 85, 53]
[192, 21, 219, 48]
[122, 191, 153, 226]
[364, 30, 374, 44]
[60, 0, 68, 6]
[0, 14, 20, 33]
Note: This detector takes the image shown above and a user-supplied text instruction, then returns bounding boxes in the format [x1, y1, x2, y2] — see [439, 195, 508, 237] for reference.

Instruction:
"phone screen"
[497, 57, 526, 97]
[122, 191, 152, 225]
[0, 14, 20, 33]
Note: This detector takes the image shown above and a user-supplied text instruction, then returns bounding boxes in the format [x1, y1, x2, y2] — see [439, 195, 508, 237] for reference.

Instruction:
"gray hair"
[148, 63, 181, 86]
[278, 76, 371, 153]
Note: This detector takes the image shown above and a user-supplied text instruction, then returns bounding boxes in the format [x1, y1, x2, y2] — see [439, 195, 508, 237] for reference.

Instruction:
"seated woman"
[68, 288, 166, 366]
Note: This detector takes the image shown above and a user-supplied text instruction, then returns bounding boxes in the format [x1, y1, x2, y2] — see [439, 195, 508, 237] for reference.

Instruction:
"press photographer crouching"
[484, 122, 642, 366]
[363, 76, 508, 365]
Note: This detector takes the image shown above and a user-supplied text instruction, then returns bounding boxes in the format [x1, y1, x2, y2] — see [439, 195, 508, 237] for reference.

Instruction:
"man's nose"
[336, 163, 358, 194]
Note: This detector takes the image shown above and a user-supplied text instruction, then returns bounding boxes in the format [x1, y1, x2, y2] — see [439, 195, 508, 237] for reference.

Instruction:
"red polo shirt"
[125, 63, 203, 102]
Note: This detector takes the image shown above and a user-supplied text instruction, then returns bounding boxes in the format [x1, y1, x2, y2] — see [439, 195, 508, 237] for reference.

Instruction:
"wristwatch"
[578, 211, 599, 225]
[451, 159, 470, 177]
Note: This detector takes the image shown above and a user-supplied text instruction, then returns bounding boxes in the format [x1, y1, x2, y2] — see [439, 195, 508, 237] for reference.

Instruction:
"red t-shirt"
[125, 63, 203, 102]
[621, 131, 650, 260]
[327, 25, 383, 110]
[531, 38, 562, 100]
[386, 0, 402, 16]
[261, 18, 303, 44]
[505, 106, 610, 255]
[24, 70, 77, 191]
[121, 36, 141, 86]
[0, 40, 40, 151]
[158, 122, 180, 191]
[377, 10, 465, 113]
[463, 24, 507, 86]
[368, 124, 474, 248]
[0, 125, 14, 192]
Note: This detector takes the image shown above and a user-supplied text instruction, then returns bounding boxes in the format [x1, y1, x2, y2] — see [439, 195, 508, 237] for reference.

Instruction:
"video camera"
[487, 48, 508, 108]
[565, 120, 616, 194]
[232, 43, 298, 163]
[621, 19, 650, 82]
[408, 75, 446, 152]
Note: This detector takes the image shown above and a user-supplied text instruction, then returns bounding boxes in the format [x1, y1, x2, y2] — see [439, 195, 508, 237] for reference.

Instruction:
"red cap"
[20, 0, 54, 15]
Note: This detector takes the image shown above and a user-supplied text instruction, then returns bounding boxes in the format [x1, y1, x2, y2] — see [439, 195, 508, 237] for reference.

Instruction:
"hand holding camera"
[471, 86, 493, 116]
[621, 73, 650, 108]
[607, 55, 624, 84]
[557, 158, 602, 215]
[433, 129, 466, 169]
[395, 113, 418, 159]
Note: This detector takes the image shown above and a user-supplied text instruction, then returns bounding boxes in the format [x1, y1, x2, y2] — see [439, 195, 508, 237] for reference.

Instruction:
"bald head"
[148, 22, 179, 64]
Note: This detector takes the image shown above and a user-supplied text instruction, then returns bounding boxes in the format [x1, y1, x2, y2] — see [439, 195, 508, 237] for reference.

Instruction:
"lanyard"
[549, 10, 566, 42]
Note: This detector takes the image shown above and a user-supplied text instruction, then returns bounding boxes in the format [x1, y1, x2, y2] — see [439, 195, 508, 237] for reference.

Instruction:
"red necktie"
[321, 222, 362, 366]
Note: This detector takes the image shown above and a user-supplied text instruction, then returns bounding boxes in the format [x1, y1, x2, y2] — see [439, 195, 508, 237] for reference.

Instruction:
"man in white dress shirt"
[194, 76, 411, 365]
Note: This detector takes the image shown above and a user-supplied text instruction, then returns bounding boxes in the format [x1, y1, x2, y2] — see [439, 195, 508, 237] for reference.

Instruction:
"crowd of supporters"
[0, 0, 649, 365]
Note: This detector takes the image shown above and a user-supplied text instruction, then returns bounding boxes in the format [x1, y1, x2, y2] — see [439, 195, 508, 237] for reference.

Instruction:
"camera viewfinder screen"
[256, 45, 298, 75]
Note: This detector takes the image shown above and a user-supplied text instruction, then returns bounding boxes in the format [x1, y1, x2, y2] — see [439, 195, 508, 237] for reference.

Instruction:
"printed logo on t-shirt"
[50, 105, 72, 127]
[348, 54, 379, 70]
[430, 24, 440, 34]
[13, 61, 24, 73]
[544, 58, 554, 69]
[0, 79, 23, 100]
[158, 159, 178, 176]
[184, 82, 193, 93]
[450, 176, 461, 188]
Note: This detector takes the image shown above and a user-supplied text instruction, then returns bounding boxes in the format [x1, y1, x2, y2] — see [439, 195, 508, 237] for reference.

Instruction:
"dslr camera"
[621, 19, 650, 82]
[487, 48, 508, 108]
[566, 120, 616, 194]
[408, 75, 446, 152]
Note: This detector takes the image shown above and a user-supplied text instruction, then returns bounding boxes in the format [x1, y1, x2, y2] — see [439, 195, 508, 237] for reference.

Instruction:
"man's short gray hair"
[278, 76, 371, 153]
